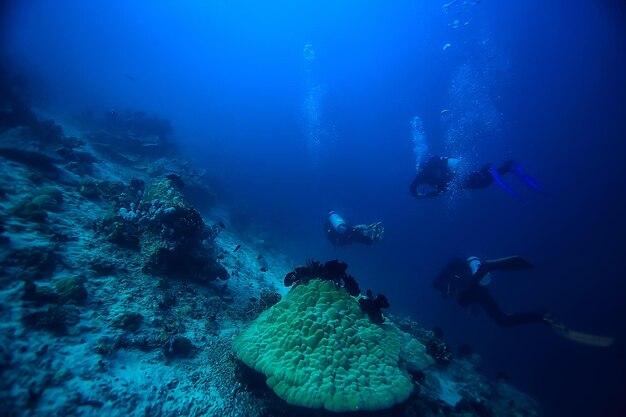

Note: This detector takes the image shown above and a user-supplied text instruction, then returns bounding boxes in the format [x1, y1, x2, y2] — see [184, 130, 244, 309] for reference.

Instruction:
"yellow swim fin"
[557, 328, 615, 347]
[552, 323, 615, 347]
[545, 315, 614, 347]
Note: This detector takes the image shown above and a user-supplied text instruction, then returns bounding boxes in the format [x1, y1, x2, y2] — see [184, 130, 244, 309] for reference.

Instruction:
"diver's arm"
[468, 256, 534, 286]
[482, 256, 534, 271]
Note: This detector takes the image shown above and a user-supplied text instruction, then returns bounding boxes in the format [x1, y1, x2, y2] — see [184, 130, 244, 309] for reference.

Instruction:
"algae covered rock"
[163, 336, 196, 359]
[233, 279, 432, 413]
[55, 276, 87, 305]
[111, 312, 143, 332]
[2, 245, 60, 281]
[138, 177, 228, 283]
[22, 305, 72, 334]
[11, 186, 63, 222]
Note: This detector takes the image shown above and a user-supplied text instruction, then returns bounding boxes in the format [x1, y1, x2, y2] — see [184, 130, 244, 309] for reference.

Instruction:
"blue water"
[3, 1, 625, 416]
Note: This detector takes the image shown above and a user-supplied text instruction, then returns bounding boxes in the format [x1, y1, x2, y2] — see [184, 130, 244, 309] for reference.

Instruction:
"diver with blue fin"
[410, 156, 543, 200]
[433, 255, 614, 347]
[324, 210, 384, 246]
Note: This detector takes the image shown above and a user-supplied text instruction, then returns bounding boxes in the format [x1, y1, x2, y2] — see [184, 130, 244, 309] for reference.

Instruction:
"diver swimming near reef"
[433, 255, 614, 347]
[324, 210, 384, 246]
[409, 156, 543, 200]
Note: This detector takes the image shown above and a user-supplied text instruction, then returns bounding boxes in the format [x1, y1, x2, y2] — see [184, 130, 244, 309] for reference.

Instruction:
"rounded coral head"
[233, 279, 432, 412]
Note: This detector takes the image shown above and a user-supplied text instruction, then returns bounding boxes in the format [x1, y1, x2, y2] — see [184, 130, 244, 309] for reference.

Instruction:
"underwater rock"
[82, 180, 132, 205]
[0, 219, 7, 244]
[22, 281, 60, 305]
[100, 213, 140, 249]
[396, 317, 454, 366]
[55, 276, 87, 305]
[0, 340, 12, 372]
[259, 290, 281, 309]
[95, 176, 227, 282]
[11, 186, 63, 222]
[22, 305, 71, 334]
[244, 290, 282, 318]
[111, 312, 143, 332]
[165, 172, 184, 188]
[0, 147, 61, 177]
[87, 109, 175, 162]
[2, 245, 60, 281]
[134, 178, 228, 283]
[455, 398, 493, 417]
[163, 336, 196, 359]
[89, 258, 116, 276]
[358, 289, 390, 324]
[11, 200, 47, 222]
[79, 180, 102, 200]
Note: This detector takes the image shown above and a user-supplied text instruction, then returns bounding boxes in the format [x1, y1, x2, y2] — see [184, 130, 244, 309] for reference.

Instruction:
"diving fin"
[489, 165, 521, 200]
[558, 328, 615, 347]
[483, 256, 534, 272]
[512, 162, 545, 194]
[545, 315, 614, 347]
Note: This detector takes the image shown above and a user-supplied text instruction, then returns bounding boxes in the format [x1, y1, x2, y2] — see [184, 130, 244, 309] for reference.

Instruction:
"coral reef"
[0, 84, 542, 417]
[234, 278, 432, 412]
[284, 259, 360, 296]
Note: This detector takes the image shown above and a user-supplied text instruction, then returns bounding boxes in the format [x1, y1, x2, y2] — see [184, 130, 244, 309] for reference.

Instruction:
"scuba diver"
[409, 156, 542, 200]
[433, 255, 614, 347]
[324, 211, 384, 246]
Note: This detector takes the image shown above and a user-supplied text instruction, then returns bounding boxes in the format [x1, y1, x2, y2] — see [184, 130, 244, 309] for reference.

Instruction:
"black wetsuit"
[433, 257, 545, 328]
[410, 156, 515, 199]
[324, 219, 374, 246]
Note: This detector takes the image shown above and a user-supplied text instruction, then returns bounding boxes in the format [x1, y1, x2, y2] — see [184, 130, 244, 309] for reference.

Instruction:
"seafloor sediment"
[0, 92, 542, 416]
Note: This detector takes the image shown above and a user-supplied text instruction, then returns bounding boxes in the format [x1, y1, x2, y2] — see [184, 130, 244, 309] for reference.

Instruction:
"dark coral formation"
[95, 176, 228, 283]
[54, 276, 88, 305]
[284, 259, 360, 296]
[163, 335, 196, 359]
[284, 260, 393, 323]
[358, 289, 391, 324]
[1, 245, 61, 282]
[111, 312, 144, 332]
[11, 187, 64, 223]
[396, 316, 454, 366]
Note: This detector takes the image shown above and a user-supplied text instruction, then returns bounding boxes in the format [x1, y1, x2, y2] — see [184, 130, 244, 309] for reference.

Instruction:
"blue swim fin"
[512, 163, 544, 193]
[489, 165, 520, 199]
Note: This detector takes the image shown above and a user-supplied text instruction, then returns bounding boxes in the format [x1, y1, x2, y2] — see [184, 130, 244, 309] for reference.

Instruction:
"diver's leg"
[473, 286, 545, 328]
[501, 160, 545, 193]
[488, 165, 520, 198]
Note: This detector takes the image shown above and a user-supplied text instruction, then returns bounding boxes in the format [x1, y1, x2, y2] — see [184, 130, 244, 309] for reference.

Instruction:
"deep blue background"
[3, 1, 625, 416]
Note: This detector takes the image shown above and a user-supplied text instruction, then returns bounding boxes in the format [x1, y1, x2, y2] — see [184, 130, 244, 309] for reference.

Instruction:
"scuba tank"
[467, 256, 492, 286]
[328, 211, 349, 234]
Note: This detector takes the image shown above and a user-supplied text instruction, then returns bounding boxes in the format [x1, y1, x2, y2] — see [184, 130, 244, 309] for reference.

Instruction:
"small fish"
[257, 254, 263, 260]
[218, 221, 226, 229]
[233, 244, 241, 252]
[260, 267, 267, 272]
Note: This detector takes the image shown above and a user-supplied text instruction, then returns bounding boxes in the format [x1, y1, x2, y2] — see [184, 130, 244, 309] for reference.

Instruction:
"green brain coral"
[233, 279, 432, 412]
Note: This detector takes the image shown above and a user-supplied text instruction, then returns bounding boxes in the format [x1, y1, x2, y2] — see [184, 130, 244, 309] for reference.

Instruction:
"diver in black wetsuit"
[409, 156, 541, 200]
[324, 211, 384, 246]
[433, 255, 549, 328]
[431, 255, 616, 346]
